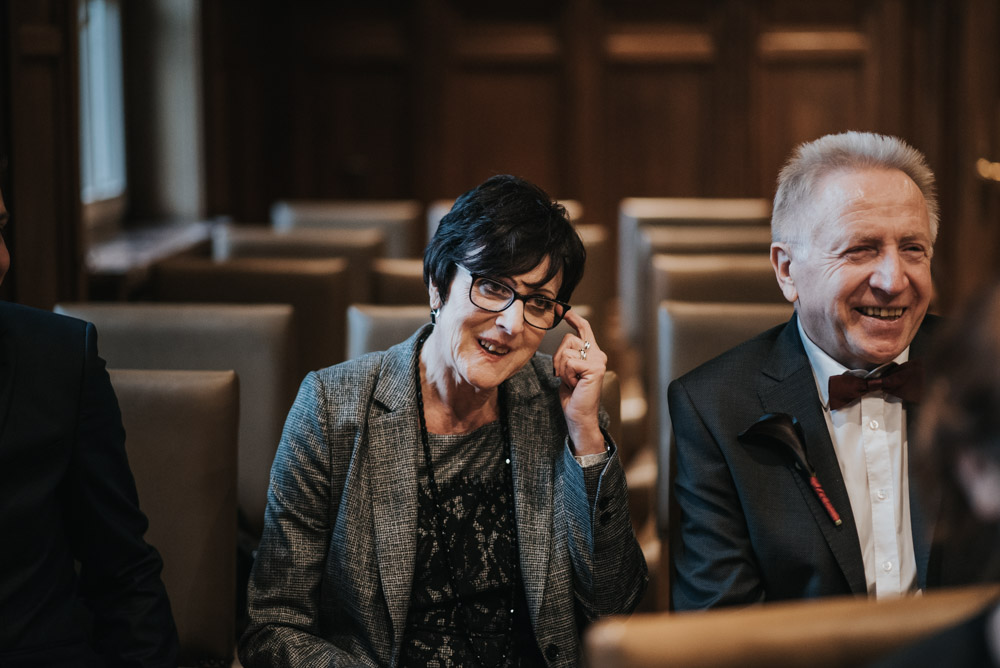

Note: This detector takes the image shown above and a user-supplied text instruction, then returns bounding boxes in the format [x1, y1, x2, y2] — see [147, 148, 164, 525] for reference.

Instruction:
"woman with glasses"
[240, 175, 647, 667]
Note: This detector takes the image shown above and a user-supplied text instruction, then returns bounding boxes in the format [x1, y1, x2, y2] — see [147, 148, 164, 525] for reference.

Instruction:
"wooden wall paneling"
[564, 0, 602, 225]
[203, 3, 415, 222]
[602, 21, 721, 199]
[287, 13, 411, 201]
[287, 68, 410, 200]
[945, 0, 1000, 309]
[200, 0, 228, 218]
[202, 2, 288, 222]
[439, 20, 568, 198]
[5, 0, 83, 308]
[903, 0, 955, 313]
[714, 0, 756, 198]
[902, 0, 950, 179]
[413, 0, 451, 206]
[867, 0, 905, 136]
[753, 26, 874, 197]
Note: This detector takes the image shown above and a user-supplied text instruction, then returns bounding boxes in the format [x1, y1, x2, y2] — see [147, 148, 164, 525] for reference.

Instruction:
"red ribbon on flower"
[738, 413, 842, 526]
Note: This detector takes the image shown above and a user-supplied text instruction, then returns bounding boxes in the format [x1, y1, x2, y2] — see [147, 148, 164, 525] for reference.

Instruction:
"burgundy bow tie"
[827, 360, 923, 411]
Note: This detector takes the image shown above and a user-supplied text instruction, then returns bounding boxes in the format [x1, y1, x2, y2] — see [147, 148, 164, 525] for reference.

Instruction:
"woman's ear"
[428, 282, 442, 311]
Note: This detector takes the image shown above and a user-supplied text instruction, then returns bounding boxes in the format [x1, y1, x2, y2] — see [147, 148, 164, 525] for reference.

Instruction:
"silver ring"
[583, 340, 591, 351]
[579, 347, 588, 360]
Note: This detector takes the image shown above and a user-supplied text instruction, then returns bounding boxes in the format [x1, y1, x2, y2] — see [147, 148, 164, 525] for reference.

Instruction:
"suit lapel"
[758, 316, 868, 594]
[505, 364, 553, 622]
[367, 330, 423, 648]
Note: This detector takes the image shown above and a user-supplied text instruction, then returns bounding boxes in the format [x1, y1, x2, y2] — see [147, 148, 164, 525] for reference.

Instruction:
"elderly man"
[668, 131, 942, 609]
[0, 185, 178, 666]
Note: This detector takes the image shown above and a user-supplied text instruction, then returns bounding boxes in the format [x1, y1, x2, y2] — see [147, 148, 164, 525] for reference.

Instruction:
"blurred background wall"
[1, 0, 998, 312]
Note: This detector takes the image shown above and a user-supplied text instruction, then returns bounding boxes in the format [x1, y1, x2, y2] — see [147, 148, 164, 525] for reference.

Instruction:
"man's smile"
[856, 306, 906, 320]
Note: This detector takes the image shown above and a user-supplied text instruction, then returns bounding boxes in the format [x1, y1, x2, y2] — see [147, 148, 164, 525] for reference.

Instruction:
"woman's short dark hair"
[423, 175, 586, 304]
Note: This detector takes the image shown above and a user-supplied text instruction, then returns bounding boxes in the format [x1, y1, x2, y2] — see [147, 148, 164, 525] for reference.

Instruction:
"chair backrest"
[656, 301, 794, 541]
[110, 369, 239, 665]
[573, 223, 612, 339]
[54, 302, 295, 539]
[641, 252, 783, 391]
[372, 257, 427, 304]
[585, 583, 1000, 668]
[618, 197, 771, 347]
[345, 303, 594, 361]
[426, 197, 585, 244]
[639, 224, 773, 256]
[269, 199, 422, 257]
[620, 225, 771, 350]
[152, 255, 351, 380]
[211, 223, 383, 305]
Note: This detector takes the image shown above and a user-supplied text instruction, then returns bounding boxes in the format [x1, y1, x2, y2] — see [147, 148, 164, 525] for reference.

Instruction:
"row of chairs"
[270, 196, 586, 260]
[212, 221, 612, 344]
[610, 197, 784, 609]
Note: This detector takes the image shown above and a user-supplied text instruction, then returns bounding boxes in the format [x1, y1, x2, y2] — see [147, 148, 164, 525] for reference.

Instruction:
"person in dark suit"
[0, 187, 178, 666]
[240, 175, 647, 667]
[668, 131, 942, 609]
[869, 279, 1000, 667]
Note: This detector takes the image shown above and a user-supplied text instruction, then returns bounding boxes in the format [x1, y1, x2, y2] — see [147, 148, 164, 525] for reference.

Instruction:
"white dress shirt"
[797, 319, 918, 598]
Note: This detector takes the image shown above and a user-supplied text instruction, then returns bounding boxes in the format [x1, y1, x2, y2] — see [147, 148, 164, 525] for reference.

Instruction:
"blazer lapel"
[367, 330, 424, 648]
[505, 364, 554, 623]
[758, 316, 868, 594]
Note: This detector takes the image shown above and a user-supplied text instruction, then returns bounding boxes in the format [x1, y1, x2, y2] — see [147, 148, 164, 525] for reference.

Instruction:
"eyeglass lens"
[469, 276, 565, 329]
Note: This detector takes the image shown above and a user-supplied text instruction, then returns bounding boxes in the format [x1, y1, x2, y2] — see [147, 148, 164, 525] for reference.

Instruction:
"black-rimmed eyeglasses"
[460, 266, 570, 330]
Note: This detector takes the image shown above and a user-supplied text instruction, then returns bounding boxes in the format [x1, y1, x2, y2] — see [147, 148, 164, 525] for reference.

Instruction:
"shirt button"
[877, 489, 887, 501]
[869, 419, 879, 430]
[883, 560, 893, 572]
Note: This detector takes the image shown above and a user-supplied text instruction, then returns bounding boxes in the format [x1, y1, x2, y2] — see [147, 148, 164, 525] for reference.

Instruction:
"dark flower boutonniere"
[738, 413, 842, 526]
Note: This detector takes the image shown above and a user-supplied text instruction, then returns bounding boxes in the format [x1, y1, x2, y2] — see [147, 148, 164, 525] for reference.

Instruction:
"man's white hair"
[771, 131, 939, 244]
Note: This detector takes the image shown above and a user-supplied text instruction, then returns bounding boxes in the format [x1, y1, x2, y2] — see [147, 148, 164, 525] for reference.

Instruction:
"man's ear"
[771, 242, 798, 304]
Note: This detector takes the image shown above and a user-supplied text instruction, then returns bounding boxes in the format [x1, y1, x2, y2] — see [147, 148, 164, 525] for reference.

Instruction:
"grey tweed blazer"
[240, 325, 647, 667]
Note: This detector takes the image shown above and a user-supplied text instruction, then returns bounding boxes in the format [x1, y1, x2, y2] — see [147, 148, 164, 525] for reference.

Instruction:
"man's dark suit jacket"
[667, 313, 941, 610]
[0, 302, 177, 667]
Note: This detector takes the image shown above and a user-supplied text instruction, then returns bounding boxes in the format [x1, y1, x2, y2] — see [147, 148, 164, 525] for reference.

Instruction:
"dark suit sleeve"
[64, 323, 179, 666]
[668, 377, 765, 609]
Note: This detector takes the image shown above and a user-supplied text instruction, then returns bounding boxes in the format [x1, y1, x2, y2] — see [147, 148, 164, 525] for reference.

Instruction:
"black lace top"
[400, 422, 545, 668]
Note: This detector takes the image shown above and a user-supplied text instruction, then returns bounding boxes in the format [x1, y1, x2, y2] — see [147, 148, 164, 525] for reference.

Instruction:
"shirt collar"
[796, 316, 910, 410]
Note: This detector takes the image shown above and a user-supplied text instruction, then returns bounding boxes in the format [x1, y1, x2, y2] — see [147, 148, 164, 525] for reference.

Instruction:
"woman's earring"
[430, 308, 440, 324]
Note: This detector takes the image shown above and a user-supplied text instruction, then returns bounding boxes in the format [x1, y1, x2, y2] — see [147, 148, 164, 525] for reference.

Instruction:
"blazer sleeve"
[558, 428, 648, 619]
[668, 376, 765, 609]
[65, 323, 179, 667]
[240, 371, 371, 667]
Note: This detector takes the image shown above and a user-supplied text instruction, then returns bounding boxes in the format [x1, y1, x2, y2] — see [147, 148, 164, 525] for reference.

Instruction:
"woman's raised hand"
[553, 309, 607, 456]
